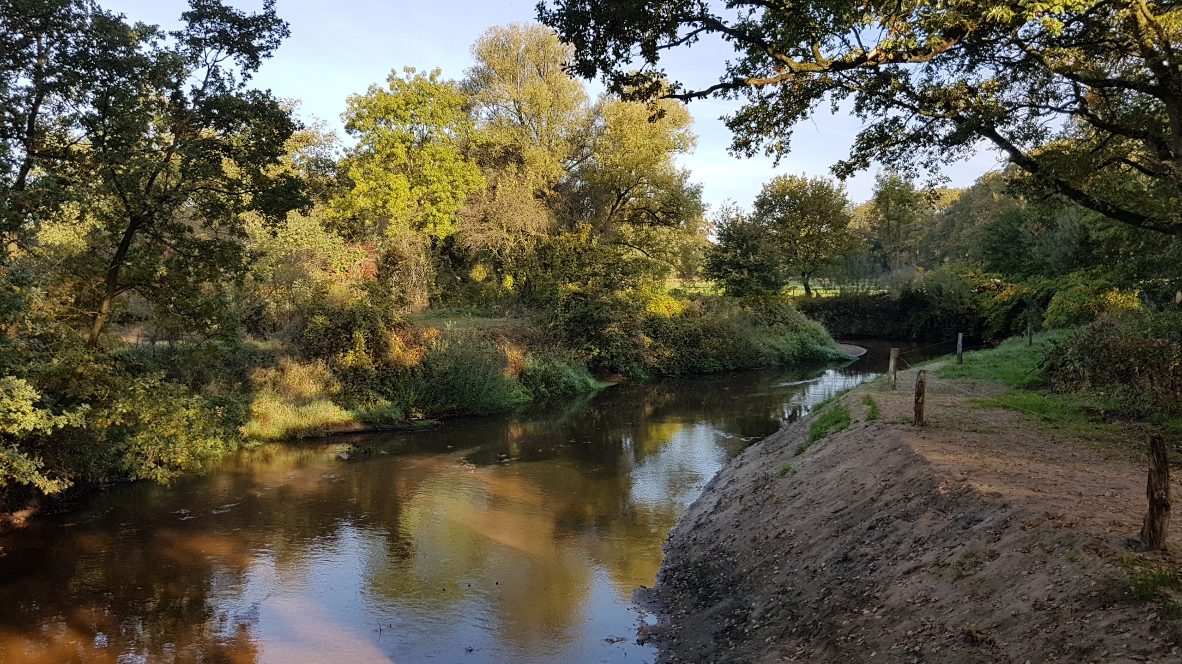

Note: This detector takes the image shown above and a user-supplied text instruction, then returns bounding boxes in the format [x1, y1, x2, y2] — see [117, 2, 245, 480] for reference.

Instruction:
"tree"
[0, 0, 107, 248]
[458, 24, 588, 288]
[2, 0, 302, 344]
[753, 175, 853, 297]
[538, 0, 1182, 241]
[705, 203, 778, 296]
[868, 172, 926, 271]
[564, 97, 701, 234]
[337, 67, 485, 241]
[464, 23, 589, 182]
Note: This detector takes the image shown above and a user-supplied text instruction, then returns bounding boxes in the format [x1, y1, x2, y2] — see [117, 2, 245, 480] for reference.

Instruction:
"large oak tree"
[538, 0, 1182, 241]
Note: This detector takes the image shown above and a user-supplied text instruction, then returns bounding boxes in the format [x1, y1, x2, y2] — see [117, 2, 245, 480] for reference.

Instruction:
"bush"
[22, 353, 241, 490]
[1041, 310, 1182, 415]
[552, 288, 648, 378]
[1043, 275, 1141, 329]
[298, 299, 400, 367]
[519, 353, 602, 400]
[642, 296, 843, 375]
[554, 288, 844, 378]
[399, 334, 530, 417]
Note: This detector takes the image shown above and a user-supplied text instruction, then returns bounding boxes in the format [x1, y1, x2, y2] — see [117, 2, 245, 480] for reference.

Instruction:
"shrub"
[15, 363, 240, 490]
[1043, 276, 1142, 329]
[1041, 310, 1182, 415]
[297, 299, 400, 367]
[519, 353, 602, 400]
[552, 288, 648, 378]
[396, 334, 530, 417]
[242, 358, 354, 440]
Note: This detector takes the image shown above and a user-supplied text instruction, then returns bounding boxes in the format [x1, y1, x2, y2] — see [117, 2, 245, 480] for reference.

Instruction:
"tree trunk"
[1140, 435, 1171, 551]
[89, 216, 143, 345]
[801, 274, 812, 298]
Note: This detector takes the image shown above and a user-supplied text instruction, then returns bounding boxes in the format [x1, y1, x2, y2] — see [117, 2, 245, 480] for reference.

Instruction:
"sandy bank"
[643, 366, 1182, 663]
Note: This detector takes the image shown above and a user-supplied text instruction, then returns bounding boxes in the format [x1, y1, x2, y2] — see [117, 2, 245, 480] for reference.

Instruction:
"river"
[0, 340, 950, 663]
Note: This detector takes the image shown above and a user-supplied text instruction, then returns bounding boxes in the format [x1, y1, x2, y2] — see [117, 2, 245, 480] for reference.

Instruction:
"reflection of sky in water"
[0, 342, 951, 664]
[629, 424, 725, 508]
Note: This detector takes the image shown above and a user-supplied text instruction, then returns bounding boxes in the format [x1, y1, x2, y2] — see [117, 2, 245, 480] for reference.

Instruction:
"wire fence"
[890, 337, 1086, 432]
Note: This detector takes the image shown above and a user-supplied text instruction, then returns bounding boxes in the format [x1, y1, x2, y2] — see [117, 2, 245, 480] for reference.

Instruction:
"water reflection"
[0, 340, 948, 663]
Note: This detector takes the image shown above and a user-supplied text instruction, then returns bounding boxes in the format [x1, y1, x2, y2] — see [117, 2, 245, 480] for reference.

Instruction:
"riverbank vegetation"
[0, 3, 844, 507]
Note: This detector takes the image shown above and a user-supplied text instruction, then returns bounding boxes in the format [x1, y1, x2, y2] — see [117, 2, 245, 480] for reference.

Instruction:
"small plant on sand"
[951, 548, 1000, 580]
[796, 404, 852, 455]
[1121, 556, 1182, 618]
[862, 394, 880, 421]
[778, 464, 797, 477]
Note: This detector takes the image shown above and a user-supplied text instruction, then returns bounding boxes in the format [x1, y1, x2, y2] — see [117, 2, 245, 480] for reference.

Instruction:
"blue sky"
[103, 0, 1002, 208]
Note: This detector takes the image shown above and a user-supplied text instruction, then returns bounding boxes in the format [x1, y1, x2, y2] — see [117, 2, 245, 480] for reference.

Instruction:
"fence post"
[1026, 323, 1033, 347]
[913, 369, 926, 427]
[956, 333, 964, 365]
[889, 348, 899, 390]
[1140, 435, 1171, 551]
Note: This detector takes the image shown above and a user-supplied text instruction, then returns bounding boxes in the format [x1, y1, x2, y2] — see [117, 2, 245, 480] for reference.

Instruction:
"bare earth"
[641, 366, 1182, 663]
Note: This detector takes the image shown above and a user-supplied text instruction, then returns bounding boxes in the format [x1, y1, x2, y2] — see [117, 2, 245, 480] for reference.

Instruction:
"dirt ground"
[641, 366, 1182, 663]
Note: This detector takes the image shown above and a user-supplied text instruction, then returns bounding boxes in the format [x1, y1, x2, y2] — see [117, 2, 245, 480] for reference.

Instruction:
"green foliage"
[706, 176, 854, 297]
[554, 288, 843, 378]
[243, 210, 368, 334]
[0, 377, 83, 494]
[518, 353, 604, 400]
[705, 204, 780, 296]
[867, 172, 926, 271]
[297, 299, 400, 368]
[47, 354, 239, 487]
[464, 23, 588, 182]
[796, 403, 851, 456]
[1042, 276, 1142, 329]
[862, 394, 880, 421]
[1041, 310, 1182, 415]
[778, 464, 797, 477]
[542, 0, 1182, 239]
[337, 67, 485, 240]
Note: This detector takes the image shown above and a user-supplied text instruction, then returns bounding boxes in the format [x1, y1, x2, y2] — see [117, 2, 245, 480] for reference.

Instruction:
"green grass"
[936, 331, 1068, 388]
[862, 394, 880, 421]
[970, 390, 1092, 426]
[778, 464, 797, 477]
[796, 403, 852, 455]
[1120, 556, 1182, 619]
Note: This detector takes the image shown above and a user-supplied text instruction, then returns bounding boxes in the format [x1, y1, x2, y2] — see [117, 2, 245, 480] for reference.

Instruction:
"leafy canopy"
[338, 67, 485, 240]
[538, 0, 1182, 240]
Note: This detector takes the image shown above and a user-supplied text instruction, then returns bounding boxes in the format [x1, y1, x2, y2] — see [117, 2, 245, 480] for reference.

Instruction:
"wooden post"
[1140, 435, 1171, 551]
[956, 333, 964, 365]
[889, 348, 899, 390]
[1026, 323, 1033, 347]
[913, 370, 926, 427]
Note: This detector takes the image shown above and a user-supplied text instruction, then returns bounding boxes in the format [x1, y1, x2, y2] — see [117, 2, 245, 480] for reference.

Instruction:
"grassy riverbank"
[646, 337, 1182, 662]
[2, 295, 849, 517]
[236, 295, 848, 441]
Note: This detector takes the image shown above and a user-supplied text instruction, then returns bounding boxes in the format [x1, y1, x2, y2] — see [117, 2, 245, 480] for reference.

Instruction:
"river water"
[0, 340, 948, 663]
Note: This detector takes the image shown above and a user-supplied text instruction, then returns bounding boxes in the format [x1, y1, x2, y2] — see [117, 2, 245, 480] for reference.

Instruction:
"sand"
[641, 365, 1182, 663]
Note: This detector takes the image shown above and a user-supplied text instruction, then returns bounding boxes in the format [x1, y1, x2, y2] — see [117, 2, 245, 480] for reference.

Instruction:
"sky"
[102, 0, 1004, 208]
